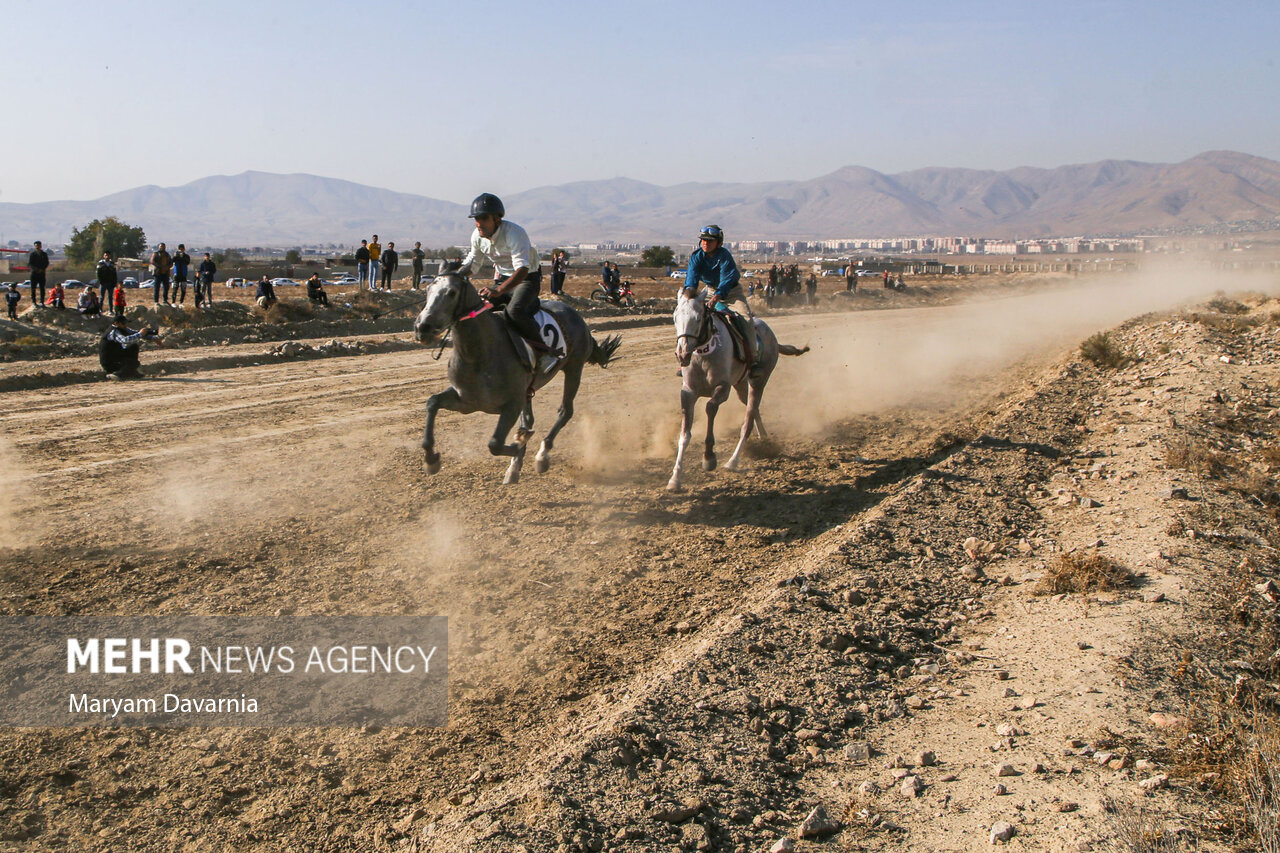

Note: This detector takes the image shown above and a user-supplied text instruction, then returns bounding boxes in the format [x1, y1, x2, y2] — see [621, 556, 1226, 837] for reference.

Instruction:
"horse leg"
[484, 400, 528, 484]
[423, 387, 462, 474]
[702, 383, 731, 471]
[726, 377, 766, 471]
[536, 365, 582, 474]
[667, 387, 697, 492]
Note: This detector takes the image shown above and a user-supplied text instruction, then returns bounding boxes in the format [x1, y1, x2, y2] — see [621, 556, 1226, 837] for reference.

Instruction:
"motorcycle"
[590, 280, 636, 308]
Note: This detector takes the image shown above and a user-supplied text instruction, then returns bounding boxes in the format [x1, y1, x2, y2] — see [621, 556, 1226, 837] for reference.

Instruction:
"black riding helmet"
[469, 193, 505, 219]
[699, 224, 724, 244]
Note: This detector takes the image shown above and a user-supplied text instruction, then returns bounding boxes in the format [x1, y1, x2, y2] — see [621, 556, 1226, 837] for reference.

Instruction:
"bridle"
[676, 298, 718, 355]
[424, 274, 490, 360]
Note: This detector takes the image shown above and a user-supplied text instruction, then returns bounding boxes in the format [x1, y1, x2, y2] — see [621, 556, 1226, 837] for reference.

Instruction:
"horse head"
[673, 286, 710, 366]
[414, 272, 477, 343]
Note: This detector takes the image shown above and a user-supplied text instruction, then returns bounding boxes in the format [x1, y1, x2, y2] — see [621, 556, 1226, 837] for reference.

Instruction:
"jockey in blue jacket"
[684, 224, 759, 374]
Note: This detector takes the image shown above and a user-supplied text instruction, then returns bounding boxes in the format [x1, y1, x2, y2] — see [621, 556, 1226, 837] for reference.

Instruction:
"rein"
[676, 302, 717, 353]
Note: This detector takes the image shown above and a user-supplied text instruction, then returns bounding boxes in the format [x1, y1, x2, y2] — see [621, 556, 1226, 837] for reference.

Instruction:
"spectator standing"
[171, 244, 191, 306]
[368, 235, 382, 289]
[96, 250, 119, 304]
[5, 283, 20, 319]
[255, 275, 277, 309]
[805, 272, 817, 305]
[100, 314, 162, 380]
[550, 250, 568, 295]
[883, 269, 890, 289]
[411, 242, 426, 289]
[381, 242, 398, 290]
[197, 253, 217, 307]
[355, 240, 371, 289]
[111, 280, 127, 316]
[150, 243, 173, 304]
[845, 262, 856, 293]
[78, 286, 102, 316]
[28, 241, 49, 306]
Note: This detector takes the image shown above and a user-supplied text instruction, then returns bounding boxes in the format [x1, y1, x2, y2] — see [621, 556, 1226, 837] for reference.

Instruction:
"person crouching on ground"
[78, 286, 102, 316]
[306, 273, 330, 306]
[100, 315, 163, 380]
[255, 276, 277, 309]
[46, 281, 66, 310]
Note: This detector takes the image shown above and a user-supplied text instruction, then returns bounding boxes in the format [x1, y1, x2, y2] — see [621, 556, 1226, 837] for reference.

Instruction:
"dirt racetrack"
[3, 265, 1280, 851]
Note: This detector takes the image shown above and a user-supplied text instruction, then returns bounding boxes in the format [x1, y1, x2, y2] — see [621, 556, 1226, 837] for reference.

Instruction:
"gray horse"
[668, 288, 809, 492]
[414, 272, 621, 484]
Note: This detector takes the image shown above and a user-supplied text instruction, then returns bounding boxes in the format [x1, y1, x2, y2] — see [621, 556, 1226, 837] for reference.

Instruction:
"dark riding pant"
[501, 269, 544, 344]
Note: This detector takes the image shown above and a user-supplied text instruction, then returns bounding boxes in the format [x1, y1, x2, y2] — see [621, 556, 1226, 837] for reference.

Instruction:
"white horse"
[667, 289, 808, 491]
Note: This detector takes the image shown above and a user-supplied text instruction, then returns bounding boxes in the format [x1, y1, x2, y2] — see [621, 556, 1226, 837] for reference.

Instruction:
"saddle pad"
[515, 309, 566, 373]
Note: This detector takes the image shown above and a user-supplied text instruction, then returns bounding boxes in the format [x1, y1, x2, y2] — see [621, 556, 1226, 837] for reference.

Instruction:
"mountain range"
[3, 151, 1280, 249]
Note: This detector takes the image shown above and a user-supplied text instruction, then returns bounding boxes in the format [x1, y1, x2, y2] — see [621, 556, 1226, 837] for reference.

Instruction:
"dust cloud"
[0, 441, 35, 549]
[765, 264, 1278, 436]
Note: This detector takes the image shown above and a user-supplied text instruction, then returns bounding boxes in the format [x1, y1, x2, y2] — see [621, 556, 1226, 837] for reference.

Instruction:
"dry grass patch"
[1034, 550, 1133, 595]
[1165, 436, 1229, 480]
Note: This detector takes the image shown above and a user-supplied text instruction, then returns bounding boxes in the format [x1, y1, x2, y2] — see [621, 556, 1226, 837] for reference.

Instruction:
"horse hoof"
[503, 473, 520, 485]
[666, 481, 683, 493]
[702, 456, 717, 472]
[724, 460, 740, 471]
[424, 454, 441, 475]
[535, 456, 549, 474]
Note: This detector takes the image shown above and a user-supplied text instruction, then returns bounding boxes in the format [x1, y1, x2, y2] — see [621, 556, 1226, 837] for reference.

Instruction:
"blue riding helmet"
[699, 225, 724, 243]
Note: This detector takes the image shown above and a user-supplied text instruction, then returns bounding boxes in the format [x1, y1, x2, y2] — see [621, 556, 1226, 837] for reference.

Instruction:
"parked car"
[121, 277, 138, 288]
[224, 277, 246, 288]
[139, 278, 155, 290]
[270, 278, 300, 287]
[330, 273, 358, 284]
[670, 269, 687, 279]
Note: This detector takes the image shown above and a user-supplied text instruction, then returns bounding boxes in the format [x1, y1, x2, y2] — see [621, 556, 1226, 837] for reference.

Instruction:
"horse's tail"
[588, 333, 622, 367]
[777, 342, 810, 357]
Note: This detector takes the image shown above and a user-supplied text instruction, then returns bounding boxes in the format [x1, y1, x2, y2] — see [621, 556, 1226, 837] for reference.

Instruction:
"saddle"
[711, 308, 758, 364]
[499, 307, 566, 374]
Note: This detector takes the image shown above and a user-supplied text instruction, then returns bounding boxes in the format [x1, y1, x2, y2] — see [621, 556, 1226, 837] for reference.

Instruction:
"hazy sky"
[4, 0, 1277, 205]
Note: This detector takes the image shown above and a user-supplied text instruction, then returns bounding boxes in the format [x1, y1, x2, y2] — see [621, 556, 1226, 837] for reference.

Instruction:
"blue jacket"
[684, 246, 740, 300]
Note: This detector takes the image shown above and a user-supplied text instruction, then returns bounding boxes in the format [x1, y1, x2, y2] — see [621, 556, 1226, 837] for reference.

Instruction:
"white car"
[670, 269, 687, 279]
[225, 277, 246, 288]
[270, 278, 300, 287]
[330, 273, 358, 284]
[122, 277, 138, 288]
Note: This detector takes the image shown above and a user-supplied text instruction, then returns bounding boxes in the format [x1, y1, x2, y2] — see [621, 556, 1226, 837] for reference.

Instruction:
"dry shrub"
[11, 335, 44, 347]
[1081, 331, 1131, 369]
[1190, 311, 1263, 333]
[1100, 798, 1199, 852]
[1034, 550, 1133, 595]
[1205, 296, 1250, 315]
[262, 300, 315, 325]
[1165, 436, 1229, 479]
[1235, 712, 1280, 853]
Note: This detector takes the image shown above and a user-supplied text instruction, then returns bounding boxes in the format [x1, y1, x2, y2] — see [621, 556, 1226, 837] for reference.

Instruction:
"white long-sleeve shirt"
[459, 220, 540, 278]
